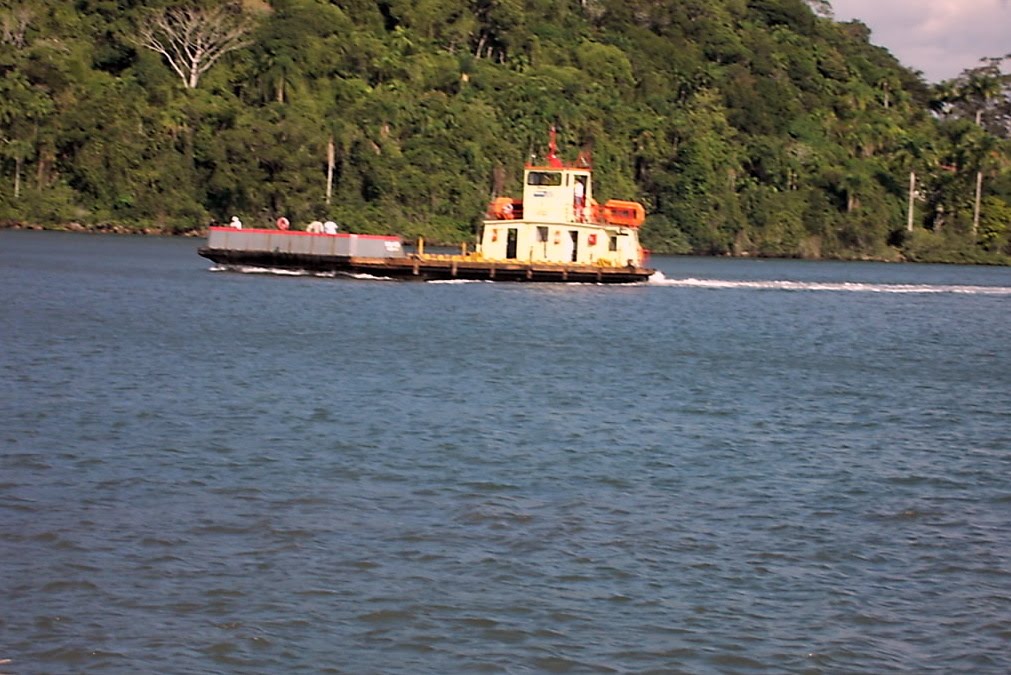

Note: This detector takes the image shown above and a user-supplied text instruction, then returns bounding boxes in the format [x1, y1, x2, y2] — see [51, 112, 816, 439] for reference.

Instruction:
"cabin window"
[527, 171, 562, 186]
[608, 235, 618, 252]
[536, 226, 548, 242]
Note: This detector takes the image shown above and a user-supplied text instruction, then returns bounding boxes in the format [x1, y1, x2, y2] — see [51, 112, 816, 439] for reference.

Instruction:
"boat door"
[569, 230, 578, 262]
[506, 228, 518, 259]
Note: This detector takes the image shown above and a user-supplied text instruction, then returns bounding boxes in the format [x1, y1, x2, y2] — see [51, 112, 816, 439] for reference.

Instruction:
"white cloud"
[829, 0, 1010, 81]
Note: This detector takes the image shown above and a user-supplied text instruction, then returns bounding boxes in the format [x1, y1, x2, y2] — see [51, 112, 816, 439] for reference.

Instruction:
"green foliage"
[900, 228, 1010, 265]
[641, 213, 692, 254]
[0, 0, 1008, 265]
[978, 196, 1011, 253]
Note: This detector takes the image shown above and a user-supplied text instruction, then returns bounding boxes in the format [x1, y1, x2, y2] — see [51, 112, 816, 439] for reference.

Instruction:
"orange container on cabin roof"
[602, 200, 645, 228]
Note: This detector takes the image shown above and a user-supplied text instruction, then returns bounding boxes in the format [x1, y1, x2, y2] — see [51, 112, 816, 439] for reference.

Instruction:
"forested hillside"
[2, 0, 1010, 262]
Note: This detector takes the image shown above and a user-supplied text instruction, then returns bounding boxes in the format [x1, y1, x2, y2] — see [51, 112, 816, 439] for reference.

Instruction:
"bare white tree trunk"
[971, 103, 985, 237]
[907, 170, 915, 232]
[326, 136, 335, 205]
[973, 170, 983, 236]
[14, 156, 20, 199]
[135, 4, 260, 89]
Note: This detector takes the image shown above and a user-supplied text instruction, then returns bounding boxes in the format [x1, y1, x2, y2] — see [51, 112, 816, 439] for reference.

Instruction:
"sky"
[828, 0, 1010, 82]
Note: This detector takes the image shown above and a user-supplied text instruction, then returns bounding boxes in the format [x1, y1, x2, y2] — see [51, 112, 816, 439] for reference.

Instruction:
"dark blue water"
[3, 230, 1010, 673]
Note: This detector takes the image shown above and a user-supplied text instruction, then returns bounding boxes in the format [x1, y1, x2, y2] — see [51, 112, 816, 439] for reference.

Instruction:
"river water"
[2, 230, 1009, 673]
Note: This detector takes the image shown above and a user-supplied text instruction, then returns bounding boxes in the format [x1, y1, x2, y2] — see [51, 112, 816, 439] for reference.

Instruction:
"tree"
[964, 71, 1003, 234]
[0, 6, 58, 203]
[135, 3, 264, 89]
[894, 133, 934, 231]
[934, 64, 1009, 237]
[963, 65, 1004, 128]
[2, 0, 1007, 259]
[929, 80, 960, 119]
[966, 132, 1003, 237]
[471, 0, 525, 63]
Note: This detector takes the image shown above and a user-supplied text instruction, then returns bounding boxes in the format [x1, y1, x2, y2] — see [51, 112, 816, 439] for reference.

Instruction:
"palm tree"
[963, 70, 1002, 127]
[928, 81, 960, 119]
[963, 73, 1003, 235]
[894, 134, 934, 231]
[967, 133, 1000, 237]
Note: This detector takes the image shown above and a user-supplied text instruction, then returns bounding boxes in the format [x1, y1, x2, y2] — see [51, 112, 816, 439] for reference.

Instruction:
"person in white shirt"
[573, 178, 586, 222]
[229, 216, 242, 229]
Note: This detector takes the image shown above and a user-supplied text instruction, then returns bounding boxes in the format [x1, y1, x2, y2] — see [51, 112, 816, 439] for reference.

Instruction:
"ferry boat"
[198, 130, 654, 283]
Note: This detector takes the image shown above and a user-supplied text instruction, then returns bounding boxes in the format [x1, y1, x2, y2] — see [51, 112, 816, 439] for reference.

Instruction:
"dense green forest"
[2, 0, 1010, 262]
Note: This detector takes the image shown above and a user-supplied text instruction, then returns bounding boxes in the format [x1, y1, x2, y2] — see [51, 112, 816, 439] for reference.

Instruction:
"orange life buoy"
[491, 229, 498, 242]
[276, 216, 290, 230]
[588, 233, 597, 246]
[553, 230, 560, 245]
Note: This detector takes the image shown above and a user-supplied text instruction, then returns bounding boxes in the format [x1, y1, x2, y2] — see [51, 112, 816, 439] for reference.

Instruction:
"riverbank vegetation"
[1, 0, 1009, 263]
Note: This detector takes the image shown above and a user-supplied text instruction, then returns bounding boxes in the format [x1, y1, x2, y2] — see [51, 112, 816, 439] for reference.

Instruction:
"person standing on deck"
[229, 216, 243, 229]
[574, 177, 586, 223]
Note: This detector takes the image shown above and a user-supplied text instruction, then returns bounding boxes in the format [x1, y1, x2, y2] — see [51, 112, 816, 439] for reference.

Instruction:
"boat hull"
[197, 247, 653, 283]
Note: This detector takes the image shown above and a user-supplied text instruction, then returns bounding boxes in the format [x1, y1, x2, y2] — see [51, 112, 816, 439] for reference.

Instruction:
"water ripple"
[2, 234, 1009, 673]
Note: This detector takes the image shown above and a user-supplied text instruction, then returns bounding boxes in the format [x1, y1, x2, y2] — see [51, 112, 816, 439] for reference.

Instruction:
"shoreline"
[3, 222, 1008, 266]
[1, 221, 208, 237]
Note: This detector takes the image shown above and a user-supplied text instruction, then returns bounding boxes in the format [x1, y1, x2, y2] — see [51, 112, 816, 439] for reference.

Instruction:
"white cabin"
[479, 163, 646, 267]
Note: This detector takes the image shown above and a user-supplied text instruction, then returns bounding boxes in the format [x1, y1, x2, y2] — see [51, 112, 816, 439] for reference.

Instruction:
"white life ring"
[276, 216, 290, 230]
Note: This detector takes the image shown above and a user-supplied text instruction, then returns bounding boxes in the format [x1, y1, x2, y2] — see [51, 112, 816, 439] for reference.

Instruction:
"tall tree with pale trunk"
[135, 2, 265, 89]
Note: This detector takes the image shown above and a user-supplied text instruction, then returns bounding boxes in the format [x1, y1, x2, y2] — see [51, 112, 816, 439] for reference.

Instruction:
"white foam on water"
[426, 278, 650, 286]
[342, 272, 396, 281]
[647, 271, 1011, 296]
[210, 265, 395, 281]
[210, 264, 309, 276]
[209, 266, 1006, 295]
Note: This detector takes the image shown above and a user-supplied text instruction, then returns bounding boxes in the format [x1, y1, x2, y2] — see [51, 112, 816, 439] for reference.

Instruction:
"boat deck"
[198, 248, 653, 283]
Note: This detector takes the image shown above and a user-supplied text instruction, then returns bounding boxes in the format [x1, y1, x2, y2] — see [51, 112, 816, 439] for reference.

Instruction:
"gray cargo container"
[205, 229, 402, 258]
